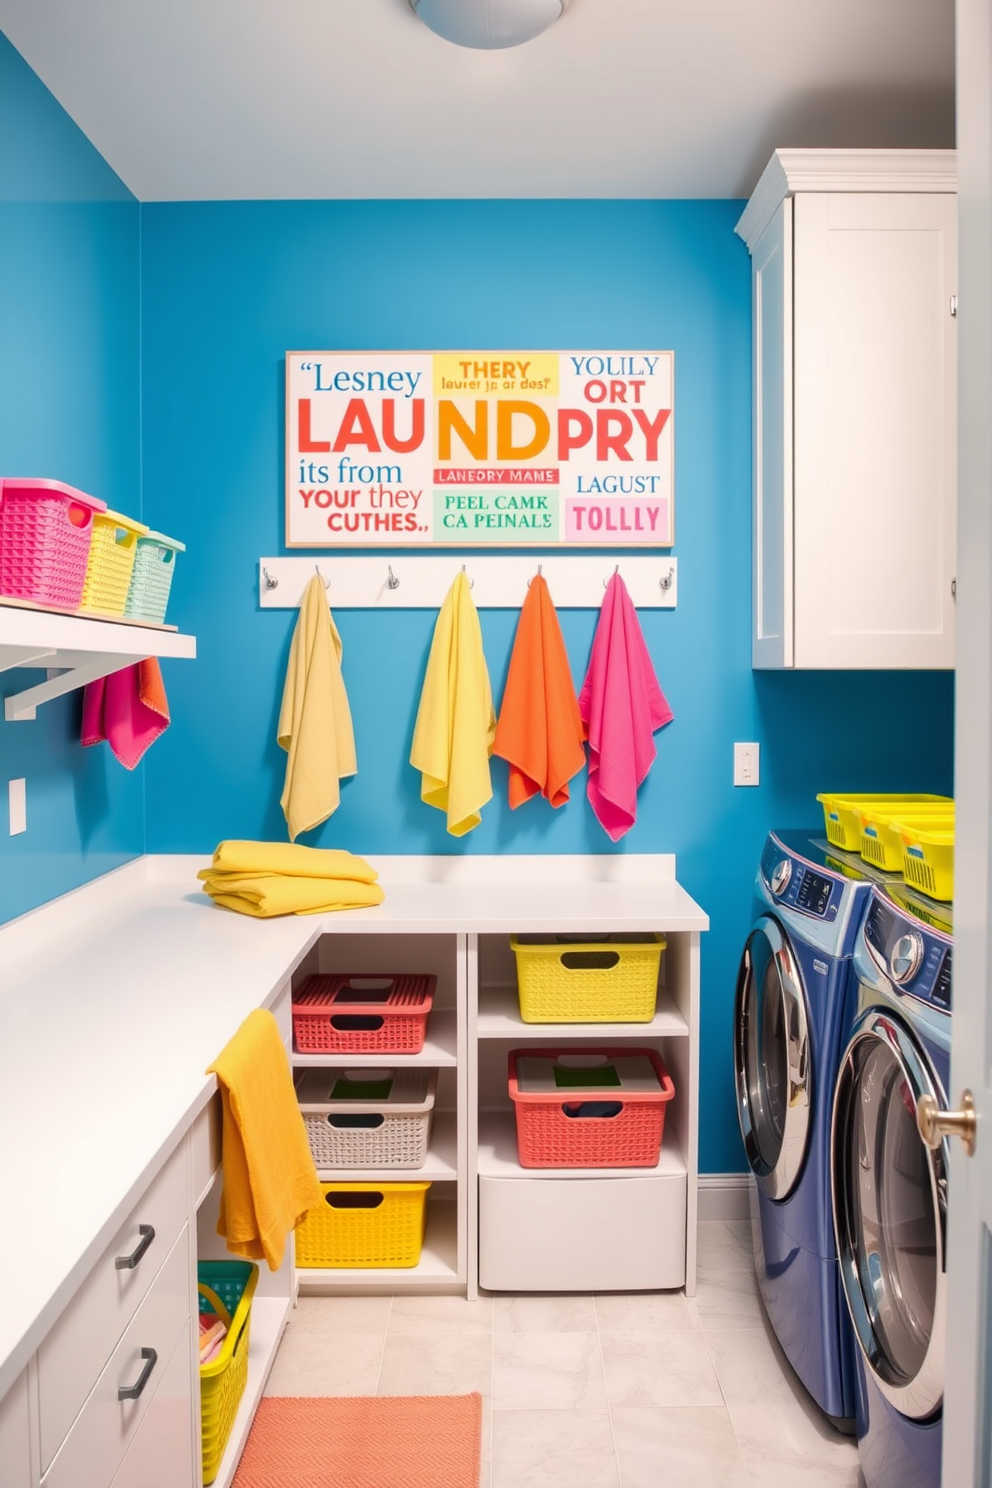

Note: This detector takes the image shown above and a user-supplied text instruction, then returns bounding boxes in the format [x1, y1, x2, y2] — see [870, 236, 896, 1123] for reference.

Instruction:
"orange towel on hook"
[80, 658, 170, 769]
[493, 574, 585, 808]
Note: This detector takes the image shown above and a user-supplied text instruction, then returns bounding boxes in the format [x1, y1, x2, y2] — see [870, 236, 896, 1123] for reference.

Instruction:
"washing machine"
[830, 885, 951, 1488]
[734, 829, 871, 1426]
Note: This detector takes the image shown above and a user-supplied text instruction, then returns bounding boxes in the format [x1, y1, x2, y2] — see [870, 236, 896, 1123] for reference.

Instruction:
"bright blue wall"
[140, 201, 954, 1172]
[0, 33, 143, 923]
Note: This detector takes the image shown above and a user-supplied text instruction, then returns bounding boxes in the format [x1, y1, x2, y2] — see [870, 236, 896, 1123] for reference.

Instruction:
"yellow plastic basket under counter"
[896, 823, 955, 902]
[856, 804, 955, 873]
[816, 793, 952, 852]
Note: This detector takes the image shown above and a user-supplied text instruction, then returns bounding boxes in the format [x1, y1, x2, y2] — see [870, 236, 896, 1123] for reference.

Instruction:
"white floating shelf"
[0, 603, 197, 721]
[476, 983, 689, 1039]
[258, 554, 677, 609]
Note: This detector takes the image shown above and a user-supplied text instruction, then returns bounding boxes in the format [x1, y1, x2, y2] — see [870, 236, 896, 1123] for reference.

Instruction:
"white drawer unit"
[108, 1322, 195, 1488]
[479, 1173, 687, 1292]
[41, 1228, 191, 1488]
[0, 1367, 32, 1488]
[38, 1139, 189, 1471]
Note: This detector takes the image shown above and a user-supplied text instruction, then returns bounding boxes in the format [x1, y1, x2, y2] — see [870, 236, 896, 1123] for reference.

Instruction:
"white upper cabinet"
[737, 150, 957, 669]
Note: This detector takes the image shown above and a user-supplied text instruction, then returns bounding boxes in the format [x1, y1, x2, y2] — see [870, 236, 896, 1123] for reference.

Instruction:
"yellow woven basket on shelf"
[198, 1261, 258, 1485]
[78, 508, 148, 615]
[856, 804, 955, 873]
[295, 1182, 430, 1268]
[510, 934, 665, 1023]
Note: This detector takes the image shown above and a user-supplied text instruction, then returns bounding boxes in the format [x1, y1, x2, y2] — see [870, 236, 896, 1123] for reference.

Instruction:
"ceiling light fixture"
[409, 0, 568, 50]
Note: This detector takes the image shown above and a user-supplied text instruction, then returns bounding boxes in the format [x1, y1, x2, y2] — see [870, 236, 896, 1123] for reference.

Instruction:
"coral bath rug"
[232, 1394, 482, 1488]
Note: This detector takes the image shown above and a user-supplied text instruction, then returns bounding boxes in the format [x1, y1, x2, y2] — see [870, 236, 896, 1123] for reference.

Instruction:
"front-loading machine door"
[735, 915, 812, 1201]
[831, 1009, 946, 1421]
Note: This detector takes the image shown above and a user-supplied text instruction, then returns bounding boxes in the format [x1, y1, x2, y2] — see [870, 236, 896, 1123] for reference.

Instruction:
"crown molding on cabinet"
[735, 148, 958, 250]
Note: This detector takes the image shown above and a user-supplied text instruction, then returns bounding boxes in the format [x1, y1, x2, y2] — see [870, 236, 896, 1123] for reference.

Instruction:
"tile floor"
[265, 1219, 865, 1487]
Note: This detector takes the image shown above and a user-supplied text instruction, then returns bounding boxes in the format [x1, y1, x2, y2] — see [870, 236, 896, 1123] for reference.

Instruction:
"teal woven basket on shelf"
[123, 530, 184, 624]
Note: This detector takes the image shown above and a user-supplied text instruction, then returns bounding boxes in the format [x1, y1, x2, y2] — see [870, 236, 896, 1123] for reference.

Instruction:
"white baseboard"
[697, 1174, 751, 1221]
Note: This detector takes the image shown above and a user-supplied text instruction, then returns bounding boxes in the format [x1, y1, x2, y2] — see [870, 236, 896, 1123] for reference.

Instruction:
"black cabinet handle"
[118, 1347, 158, 1402]
[115, 1224, 155, 1271]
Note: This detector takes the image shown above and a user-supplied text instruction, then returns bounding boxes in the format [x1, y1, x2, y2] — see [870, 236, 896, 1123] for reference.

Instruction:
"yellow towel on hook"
[410, 570, 495, 836]
[278, 574, 357, 841]
[206, 1009, 322, 1270]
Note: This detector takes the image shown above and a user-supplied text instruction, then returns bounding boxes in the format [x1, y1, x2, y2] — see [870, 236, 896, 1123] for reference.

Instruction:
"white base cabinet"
[737, 149, 957, 670]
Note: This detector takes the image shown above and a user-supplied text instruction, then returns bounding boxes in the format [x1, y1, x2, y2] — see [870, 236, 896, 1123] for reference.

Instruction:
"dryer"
[830, 885, 951, 1488]
[734, 830, 871, 1426]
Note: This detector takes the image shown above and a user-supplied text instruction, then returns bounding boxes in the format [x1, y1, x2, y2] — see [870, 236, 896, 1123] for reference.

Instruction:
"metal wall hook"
[315, 564, 330, 590]
[461, 563, 475, 590]
[527, 563, 543, 589]
[262, 566, 278, 590]
[387, 565, 400, 591]
[659, 566, 675, 593]
[603, 563, 620, 590]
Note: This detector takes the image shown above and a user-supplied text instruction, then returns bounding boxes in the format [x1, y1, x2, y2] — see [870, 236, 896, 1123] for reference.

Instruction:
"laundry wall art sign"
[286, 351, 674, 547]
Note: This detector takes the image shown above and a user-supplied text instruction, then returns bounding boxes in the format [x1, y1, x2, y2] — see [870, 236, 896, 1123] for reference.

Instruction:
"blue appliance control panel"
[760, 837, 840, 922]
[863, 896, 952, 1010]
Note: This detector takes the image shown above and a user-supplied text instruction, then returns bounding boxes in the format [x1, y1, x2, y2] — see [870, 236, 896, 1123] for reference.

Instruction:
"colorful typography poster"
[285, 351, 674, 547]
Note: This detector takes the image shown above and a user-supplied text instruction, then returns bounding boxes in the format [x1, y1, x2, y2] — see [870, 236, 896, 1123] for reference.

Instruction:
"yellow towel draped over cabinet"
[206, 1009, 322, 1270]
[278, 574, 357, 841]
[410, 570, 495, 836]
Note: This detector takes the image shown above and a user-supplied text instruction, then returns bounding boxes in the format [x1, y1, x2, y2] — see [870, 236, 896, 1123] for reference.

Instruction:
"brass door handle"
[917, 1090, 977, 1156]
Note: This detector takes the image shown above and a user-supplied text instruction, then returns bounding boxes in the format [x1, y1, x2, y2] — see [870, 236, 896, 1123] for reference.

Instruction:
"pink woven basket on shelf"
[0, 478, 106, 609]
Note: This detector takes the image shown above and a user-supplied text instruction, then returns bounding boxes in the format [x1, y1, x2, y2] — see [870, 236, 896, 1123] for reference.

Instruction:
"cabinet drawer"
[479, 1173, 686, 1292]
[109, 1321, 195, 1488]
[0, 1368, 33, 1488]
[190, 1092, 222, 1207]
[42, 1226, 190, 1488]
[39, 1140, 189, 1470]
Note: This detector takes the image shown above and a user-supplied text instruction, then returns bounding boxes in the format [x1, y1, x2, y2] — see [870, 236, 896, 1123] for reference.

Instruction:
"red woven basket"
[292, 973, 435, 1054]
[509, 1047, 675, 1168]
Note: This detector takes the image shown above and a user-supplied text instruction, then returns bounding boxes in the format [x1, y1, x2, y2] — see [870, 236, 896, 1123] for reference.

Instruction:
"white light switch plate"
[8, 778, 26, 834]
[734, 743, 760, 787]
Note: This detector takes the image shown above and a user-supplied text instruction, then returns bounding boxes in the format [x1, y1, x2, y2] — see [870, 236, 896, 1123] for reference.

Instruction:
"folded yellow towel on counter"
[201, 873, 384, 918]
[206, 1009, 322, 1270]
[278, 573, 357, 841]
[410, 570, 495, 837]
[197, 841, 384, 917]
[202, 839, 380, 882]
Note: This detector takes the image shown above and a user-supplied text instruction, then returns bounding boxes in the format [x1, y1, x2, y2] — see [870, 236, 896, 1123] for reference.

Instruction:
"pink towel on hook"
[578, 572, 673, 841]
[80, 658, 171, 769]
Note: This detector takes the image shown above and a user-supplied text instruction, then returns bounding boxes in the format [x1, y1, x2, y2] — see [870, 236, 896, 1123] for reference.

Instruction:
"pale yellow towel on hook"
[410, 570, 495, 836]
[278, 574, 357, 840]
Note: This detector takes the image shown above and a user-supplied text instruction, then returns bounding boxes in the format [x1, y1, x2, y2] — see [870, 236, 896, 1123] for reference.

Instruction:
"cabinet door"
[793, 192, 957, 668]
[0, 1369, 33, 1488]
[751, 199, 794, 668]
[108, 1324, 195, 1488]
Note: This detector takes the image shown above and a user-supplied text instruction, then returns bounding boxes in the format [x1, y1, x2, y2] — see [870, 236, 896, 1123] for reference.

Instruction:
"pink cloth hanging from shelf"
[578, 572, 673, 841]
[80, 658, 170, 769]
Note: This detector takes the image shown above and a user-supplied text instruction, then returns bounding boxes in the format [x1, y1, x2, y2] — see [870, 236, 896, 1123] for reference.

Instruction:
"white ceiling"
[0, 0, 955, 201]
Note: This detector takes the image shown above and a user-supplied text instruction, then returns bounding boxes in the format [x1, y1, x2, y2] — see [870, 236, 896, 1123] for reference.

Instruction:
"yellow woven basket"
[295, 1182, 430, 1268]
[78, 508, 148, 615]
[510, 934, 665, 1023]
[198, 1261, 258, 1485]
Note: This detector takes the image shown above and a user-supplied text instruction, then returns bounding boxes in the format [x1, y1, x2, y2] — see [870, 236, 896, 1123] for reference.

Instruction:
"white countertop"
[0, 852, 707, 1397]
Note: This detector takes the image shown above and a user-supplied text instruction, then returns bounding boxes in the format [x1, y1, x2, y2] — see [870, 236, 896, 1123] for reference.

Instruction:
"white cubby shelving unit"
[288, 930, 468, 1295]
[284, 854, 707, 1301]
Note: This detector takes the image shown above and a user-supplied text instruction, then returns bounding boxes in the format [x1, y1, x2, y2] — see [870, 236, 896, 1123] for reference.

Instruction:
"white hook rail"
[257, 556, 677, 609]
